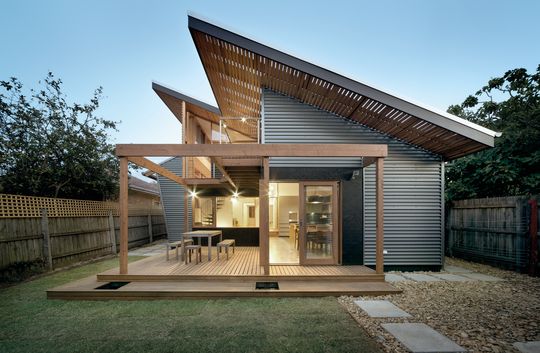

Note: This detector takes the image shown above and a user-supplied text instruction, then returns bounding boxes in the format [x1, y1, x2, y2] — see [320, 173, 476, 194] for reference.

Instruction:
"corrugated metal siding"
[157, 157, 192, 242]
[262, 89, 443, 266]
[263, 89, 363, 167]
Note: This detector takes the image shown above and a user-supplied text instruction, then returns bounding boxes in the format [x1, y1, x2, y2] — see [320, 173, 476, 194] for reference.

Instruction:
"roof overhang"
[152, 82, 256, 140]
[188, 15, 500, 160]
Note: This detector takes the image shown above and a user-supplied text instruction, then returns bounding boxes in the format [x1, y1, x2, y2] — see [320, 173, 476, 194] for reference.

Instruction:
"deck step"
[48, 276, 401, 300]
[96, 273, 385, 282]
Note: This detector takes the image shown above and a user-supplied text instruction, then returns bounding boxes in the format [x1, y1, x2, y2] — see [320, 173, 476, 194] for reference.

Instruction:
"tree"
[445, 65, 540, 201]
[0, 73, 119, 200]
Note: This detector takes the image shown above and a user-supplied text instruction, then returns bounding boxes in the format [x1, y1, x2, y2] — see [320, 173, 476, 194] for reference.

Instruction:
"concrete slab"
[402, 273, 442, 282]
[354, 300, 411, 318]
[514, 341, 540, 353]
[461, 273, 503, 282]
[382, 323, 466, 352]
[444, 265, 472, 273]
[385, 273, 408, 282]
[431, 273, 473, 282]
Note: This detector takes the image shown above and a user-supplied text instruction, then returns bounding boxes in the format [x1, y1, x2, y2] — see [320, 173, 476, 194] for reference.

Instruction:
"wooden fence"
[0, 194, 166, 270]
[446, 195, 539, 274]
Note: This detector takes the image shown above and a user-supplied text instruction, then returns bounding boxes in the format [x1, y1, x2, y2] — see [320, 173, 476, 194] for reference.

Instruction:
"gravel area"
[339, 257, 540, 353]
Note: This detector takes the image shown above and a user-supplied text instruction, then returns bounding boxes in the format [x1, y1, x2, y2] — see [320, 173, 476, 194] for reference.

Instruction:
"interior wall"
[216, 196, 259, 227]
[278, 196, 298, 237]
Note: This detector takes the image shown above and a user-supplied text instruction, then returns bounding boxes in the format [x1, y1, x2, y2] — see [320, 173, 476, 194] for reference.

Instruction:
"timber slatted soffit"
[187, 15, 500, 160]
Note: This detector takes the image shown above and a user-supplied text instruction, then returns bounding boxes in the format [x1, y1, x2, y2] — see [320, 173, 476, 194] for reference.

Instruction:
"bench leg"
[175, 245, 179, 261]
[226, 246, 229, 260]
[166, 244, 170, 261]
[217, 246, 220, 260]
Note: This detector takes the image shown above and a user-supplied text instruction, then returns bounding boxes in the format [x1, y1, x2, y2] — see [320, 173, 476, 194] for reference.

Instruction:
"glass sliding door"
[299, 181, 339, 265]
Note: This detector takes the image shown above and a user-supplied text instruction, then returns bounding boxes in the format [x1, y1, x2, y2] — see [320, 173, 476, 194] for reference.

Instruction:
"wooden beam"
[375, 157, 384, 274]
[119, 157, 129, 274]
[363, 157, 376, 167]
[211, 157, 237, 189]
[259, 157, 270, 275]
[128, 157, 189, 189]
[183, 178, 225, 185]
[219, 158, 262, 167]
[116, 143, 388, 158]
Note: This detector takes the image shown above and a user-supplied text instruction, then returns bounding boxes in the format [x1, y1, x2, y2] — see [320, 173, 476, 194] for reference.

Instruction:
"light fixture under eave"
[232, 191, 239, 198]
[241, 117, 246, 122]
[189, 190, 197, 198]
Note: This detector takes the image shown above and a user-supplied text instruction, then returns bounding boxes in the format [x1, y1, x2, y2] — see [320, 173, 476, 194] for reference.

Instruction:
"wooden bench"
[165, 238, 193, 261]
[217, 239, 235, 260]
[185, 244, 202, 264]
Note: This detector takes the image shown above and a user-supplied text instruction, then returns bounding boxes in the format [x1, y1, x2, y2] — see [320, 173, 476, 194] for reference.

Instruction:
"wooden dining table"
[182, 230, 223, 261]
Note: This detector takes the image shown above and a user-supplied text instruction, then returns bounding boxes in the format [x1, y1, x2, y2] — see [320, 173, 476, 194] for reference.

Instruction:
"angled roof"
[188, 15, 499, 160]
[152, 82, 257, 140]
[128, 175, 160, 196]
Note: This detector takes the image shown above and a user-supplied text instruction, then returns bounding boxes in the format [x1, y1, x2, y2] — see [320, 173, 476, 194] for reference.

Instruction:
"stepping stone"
[514, 341, 540, 353]
[431, 273, 473, 282]
[382, 323, 466, 352]
[354, 300, 411, 318]
[385, 273, 408, 282]
[402, 273, 442, 282]
[461, 273, 502, 282]
[444, 265, 472, 273]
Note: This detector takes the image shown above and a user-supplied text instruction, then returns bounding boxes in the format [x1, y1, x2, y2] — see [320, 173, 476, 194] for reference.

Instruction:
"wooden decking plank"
[97, 247, 382, 281]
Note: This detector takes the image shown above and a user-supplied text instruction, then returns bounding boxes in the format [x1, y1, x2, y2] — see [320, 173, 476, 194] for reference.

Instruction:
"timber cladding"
[0, 194, 166, 271]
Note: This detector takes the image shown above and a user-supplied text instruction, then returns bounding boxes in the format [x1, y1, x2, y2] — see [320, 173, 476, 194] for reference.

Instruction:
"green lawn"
[0, 257, 382, 353]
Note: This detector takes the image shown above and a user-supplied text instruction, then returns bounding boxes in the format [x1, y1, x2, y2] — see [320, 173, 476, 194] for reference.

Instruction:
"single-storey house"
[148, 15, 498, 271]
[48, 15, 500, 298]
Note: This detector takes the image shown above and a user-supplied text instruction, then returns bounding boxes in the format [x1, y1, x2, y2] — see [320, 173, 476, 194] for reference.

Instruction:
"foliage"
[446, 65, 540, 201]
[0, 73, 119, 200]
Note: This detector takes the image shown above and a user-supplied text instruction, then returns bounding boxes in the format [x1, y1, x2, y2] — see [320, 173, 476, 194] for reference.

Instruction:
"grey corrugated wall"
[157, 157, 192, 242]
[262, 89, 443, 266]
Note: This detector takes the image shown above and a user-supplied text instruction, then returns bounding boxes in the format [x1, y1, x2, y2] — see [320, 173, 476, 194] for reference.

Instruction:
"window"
[192, 196, 259, 228]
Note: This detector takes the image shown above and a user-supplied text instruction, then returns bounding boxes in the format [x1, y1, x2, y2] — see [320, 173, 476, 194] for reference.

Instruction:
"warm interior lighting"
[223, 123, 227, 128]
[241, 117, 246, 122]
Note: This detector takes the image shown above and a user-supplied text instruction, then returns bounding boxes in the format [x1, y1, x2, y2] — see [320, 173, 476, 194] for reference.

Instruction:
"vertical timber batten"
[119, 157, 129, 274]
[259, 157, 270, 274]
[376, 157, 384, 274]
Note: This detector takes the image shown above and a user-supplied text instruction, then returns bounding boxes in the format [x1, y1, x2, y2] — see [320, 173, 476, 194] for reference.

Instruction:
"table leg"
[207, 236, 212, 261]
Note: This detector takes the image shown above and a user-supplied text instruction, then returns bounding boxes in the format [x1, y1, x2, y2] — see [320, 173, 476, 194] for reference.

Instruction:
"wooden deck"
[47, 247, 401, 299]
[97, 247, 382, 281]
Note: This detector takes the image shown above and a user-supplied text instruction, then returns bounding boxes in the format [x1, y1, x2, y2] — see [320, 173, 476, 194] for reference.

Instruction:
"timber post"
[259, 157, 270, 275]
[119, 157, 129, 274]
[375, 157, 384, 274]
[529, 199, 538, 276]
[41, 208, 53, 271]
[148, 214, 153, 244]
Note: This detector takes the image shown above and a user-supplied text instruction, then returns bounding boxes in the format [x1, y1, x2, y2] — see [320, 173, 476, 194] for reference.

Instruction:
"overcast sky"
[1, 0, 539, 168]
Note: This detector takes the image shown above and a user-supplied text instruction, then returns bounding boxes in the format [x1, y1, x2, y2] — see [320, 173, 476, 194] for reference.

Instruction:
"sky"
[1, 0, 539, 170]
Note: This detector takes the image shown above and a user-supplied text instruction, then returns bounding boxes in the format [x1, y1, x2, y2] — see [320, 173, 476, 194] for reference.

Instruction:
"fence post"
[41, 208, 53, 270]
[446, 203, 454, 257]
[148, 214, 153, 244]
[529, 199, 538, 276]
[108, 211, 117, 254]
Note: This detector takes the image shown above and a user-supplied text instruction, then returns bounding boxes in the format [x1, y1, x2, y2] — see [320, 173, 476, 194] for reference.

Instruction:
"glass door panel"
[299, 182, 338, 265]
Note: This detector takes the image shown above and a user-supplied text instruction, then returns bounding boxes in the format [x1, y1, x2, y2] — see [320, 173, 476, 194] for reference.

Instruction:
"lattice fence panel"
[0, 194, 162, 218]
